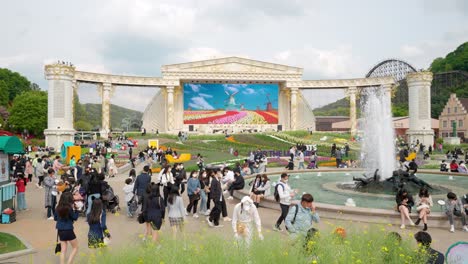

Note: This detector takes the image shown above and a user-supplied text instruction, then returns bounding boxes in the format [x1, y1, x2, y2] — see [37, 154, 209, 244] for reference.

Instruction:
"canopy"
[0, 136, 24, 154]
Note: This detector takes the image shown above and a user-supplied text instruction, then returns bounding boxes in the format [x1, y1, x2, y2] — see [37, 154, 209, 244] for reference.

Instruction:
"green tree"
[75, 120, 93, 131]
[430, 42, 468, 73]
[0, 68, 32, 101]
[8, 91, 47, 135]
[0, 80, 9, 106]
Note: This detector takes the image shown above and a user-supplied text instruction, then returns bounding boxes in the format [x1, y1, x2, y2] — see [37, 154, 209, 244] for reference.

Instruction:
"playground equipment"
[165, 153, 192, 163]
[61, 142, 81, 165]
[148, 139, 159, 149]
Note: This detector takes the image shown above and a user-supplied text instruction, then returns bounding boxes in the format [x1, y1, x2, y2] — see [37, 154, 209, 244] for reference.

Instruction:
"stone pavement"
[1, 165, 467, 263]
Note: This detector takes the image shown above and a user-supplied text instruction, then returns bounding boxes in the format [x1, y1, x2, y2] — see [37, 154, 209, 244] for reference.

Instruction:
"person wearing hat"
[232, 196, 263, 245]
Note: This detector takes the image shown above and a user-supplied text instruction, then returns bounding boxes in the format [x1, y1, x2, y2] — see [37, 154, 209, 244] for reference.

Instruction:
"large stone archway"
[44, 57, 433, 150]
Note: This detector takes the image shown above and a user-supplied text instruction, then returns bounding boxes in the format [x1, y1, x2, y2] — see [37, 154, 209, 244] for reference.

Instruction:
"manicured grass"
[0, 232, 26, 254]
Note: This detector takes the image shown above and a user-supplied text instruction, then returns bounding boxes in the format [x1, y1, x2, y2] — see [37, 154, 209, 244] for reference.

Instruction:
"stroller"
[102, 185, 120, 214]
[127, 195, 138, 217]
[72, 185, 86, 216]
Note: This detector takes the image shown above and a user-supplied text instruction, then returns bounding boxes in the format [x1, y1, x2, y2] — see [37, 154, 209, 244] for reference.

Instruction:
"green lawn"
[0, 232, 26, 254]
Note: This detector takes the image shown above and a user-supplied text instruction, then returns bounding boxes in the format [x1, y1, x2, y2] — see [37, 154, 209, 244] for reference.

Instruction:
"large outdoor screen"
[183, 83, 279, 124]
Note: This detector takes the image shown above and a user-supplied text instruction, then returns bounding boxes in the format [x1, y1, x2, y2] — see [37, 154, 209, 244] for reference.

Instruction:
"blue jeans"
[47, 195, 56, 218]
[298, 162, 305, 170]
[199, 190, 207, 213]
[17, 192, 27, 210]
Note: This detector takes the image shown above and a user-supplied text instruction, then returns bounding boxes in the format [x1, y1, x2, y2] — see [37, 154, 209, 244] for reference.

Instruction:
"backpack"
[44, 162, 50, 170]
[274, 183, 285, 202]
[291, 204, 299, 224]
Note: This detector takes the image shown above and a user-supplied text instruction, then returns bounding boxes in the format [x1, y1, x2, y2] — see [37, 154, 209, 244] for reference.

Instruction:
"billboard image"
[183, 83, 279, 124]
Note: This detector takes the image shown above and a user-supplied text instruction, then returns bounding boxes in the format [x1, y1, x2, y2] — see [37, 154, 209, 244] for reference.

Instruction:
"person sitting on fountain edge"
[440, 160, 449, 172]
[396, 188, 415, 229]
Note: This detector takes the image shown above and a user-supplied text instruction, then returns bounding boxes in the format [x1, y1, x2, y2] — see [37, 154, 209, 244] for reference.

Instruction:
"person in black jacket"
[133, 166, 152, 206]
[396, 188, 415, 229]
[227, 170, 245, 199]
[414, 231, 444, 264]
[142, 183, 165, 243]
[207, 171, 223, 227]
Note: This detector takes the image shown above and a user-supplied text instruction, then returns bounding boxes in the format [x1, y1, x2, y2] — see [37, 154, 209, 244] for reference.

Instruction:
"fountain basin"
[234, 169, 468, 228]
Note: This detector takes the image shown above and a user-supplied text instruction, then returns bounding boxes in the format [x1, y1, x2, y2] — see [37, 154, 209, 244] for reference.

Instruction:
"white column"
[175, 86, 183, 131]
[290, 87, 298, 130]
[100, 83, 112, 138]
[406, 71, 434, 147]
[44, 63, 76, 150]
[166, 86, 175, 132]
[348, 86, 357, 136]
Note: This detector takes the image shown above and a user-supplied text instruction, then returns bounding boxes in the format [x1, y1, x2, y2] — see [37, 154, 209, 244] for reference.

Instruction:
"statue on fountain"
[353, 169, 433, 191]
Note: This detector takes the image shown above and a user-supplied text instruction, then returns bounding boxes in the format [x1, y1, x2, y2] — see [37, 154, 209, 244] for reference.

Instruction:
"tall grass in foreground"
[78, 225, 433, 264]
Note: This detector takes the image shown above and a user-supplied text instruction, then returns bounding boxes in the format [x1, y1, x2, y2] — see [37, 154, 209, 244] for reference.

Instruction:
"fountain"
[360, 87, 396, 179]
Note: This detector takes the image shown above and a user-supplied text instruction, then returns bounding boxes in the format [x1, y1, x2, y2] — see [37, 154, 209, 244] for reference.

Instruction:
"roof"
[0, 136, 24, 154]
[459, 98, 468, 112]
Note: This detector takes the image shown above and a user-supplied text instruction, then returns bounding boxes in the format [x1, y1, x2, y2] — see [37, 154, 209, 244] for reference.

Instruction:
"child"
[87, 198, 109, 248]
[123, 178, 135, 217]
[15, 172, 28, 211]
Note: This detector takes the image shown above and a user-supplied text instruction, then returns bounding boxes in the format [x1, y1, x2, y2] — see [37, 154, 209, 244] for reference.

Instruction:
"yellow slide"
[165, 153, 192, 163]
[405, 152, 416, 161]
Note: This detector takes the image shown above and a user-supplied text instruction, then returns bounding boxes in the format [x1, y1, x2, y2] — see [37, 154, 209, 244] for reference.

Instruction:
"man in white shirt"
[273, 173, 296, 231]
[297, 150, 305, 170]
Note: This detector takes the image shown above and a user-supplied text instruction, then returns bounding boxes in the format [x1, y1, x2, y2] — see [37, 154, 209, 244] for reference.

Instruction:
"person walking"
[35, 158, 46, 188]
[198, 170, 209, 215]
[54, 192, 79, 264]
[297, 150, 305, 170]
[285, 193, 320, 239]
[142, 183, 165, 243]
[207, 170, 223, 227]
[273, 173, 296, 231]
[133, 165, 152, 208]
[335, 148, 342, 168]
[167, 186, 186, 239]
[232, 196, 263, 246]
[44, 168, 58, 220]
[186, 171, 201, 218]
[158, 165, 174, 206]
[15, 173, 28, 211]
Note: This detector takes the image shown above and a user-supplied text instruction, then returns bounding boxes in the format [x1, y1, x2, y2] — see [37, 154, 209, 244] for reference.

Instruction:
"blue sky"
[183, 83, 279, 110]
[0, 0, 466, 111]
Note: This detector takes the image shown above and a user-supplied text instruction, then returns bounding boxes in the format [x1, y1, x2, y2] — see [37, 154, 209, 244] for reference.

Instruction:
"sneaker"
[227, 196, 233, 200]
[47, 216, 54, 220]
[400, 224, 405, 229]
[193, 214, 199, 218]
[223, 217, 232, 222]
[214, 224, 224, 228]
[223, 190, 229, 195]
[204, 209, 211, 215]
[185, 210, 189, 216]
[450, 225, 455, 233]
[273, 225, 283, 231]
[409, 220, 415, 226]
[462, 226, 468, 232]
[35, 183, 40, 188]
[207, 217, 214, 227]
[39, 186, 43, 189]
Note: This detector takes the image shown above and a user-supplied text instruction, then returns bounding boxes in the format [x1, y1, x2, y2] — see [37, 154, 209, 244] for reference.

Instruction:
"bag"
[274, 183, 284, 202]
[192, 193, 201, 201]
[54, 232, 61, 254]
[103, 237, 111, 246]
[137, 213, 145, 224]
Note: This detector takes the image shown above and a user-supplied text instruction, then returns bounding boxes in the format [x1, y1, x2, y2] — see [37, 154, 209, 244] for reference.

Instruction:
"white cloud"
[187, 84, 201, 92]
[222, 84, 239, 94]
[177, 47, 226, 62]
[242, 88, 256, 95]
[199, 93, 213, 98]
[188, 96, 214, 110]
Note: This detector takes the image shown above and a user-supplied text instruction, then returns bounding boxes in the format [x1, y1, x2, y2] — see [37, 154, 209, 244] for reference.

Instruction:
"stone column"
[406, 71, 434, 147]
[290, 87, 298, 130]
[166, 86, 175, 132]
[348, 86, 357, 136]
[100, 83, 112, 139]
[44, 63, 76, 150]
[175, 86, 183, 131]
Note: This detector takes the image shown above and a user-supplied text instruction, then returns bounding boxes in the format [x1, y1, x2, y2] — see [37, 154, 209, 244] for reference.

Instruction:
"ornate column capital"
[290, 87, 299, 94]
[166, 86, 175, 92]
[406, 71, 433, 85]
[44, 63, 75, 80]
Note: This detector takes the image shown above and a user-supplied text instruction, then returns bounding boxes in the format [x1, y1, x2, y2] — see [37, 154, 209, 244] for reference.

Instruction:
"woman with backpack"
[142, 183, 165, 243]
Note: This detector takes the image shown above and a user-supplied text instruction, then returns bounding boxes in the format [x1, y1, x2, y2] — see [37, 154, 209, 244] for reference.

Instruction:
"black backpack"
[274, 183, 285, 202]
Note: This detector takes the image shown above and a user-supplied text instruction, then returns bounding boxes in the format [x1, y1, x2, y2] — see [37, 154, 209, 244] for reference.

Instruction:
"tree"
[0, 80, 9, 106]
[0, 68, 32, 101]
[75, 120, 93, 131]
[8, 91, 47, 135]
[30, 83, 41, 91]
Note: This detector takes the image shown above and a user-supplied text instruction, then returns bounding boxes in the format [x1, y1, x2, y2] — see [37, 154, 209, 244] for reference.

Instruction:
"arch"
[366, 59, 417, 81]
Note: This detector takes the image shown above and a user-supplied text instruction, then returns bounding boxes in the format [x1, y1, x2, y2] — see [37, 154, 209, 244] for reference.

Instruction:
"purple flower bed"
[211, 111, 247, 124]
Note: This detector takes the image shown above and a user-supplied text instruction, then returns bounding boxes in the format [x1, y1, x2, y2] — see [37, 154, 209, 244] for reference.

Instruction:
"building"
[332, 116, 439, 141]
[439, 93, 468, 141]
[315, 116, 349, 131]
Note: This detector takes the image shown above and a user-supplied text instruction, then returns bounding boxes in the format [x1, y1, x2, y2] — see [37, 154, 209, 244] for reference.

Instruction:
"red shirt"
[450, 163, 459, 171]
[16, 178, 28, 193]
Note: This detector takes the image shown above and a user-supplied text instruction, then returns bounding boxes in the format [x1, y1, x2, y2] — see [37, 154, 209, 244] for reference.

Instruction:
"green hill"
[82, 104, 142, 130]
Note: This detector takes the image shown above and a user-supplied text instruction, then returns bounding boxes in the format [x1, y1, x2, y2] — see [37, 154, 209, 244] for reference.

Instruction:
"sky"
[183, 83, 279, 110]
[0, 0, 467, 111]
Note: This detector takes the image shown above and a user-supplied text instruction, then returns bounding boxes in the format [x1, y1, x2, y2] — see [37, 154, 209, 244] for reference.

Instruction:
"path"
[1, 165, 467, 263]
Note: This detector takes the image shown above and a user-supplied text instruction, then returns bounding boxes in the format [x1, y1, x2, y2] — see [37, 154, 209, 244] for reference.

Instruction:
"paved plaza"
[1, 164, 466, 263]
